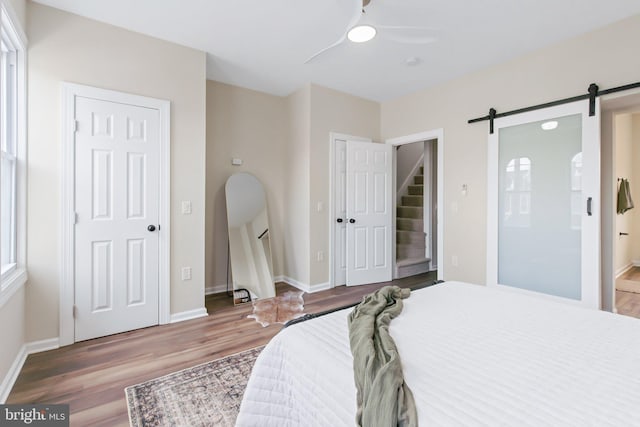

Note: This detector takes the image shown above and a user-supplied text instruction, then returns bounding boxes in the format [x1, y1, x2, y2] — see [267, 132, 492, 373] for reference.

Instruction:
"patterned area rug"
[247, 290, 306, 327]
[125, 346, 263, 427]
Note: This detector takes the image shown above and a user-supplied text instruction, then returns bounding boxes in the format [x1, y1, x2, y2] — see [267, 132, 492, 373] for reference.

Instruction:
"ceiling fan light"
[348, 25, 377, 43]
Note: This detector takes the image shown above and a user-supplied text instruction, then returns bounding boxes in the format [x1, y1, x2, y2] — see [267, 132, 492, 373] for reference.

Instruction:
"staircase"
[396, 166, 431, 278]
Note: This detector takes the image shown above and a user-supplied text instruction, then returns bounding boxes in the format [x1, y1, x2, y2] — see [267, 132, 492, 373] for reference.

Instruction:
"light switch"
[181, 201, 192, 214]
[232, 158, 243, 166]
[181, 267, 192, 281]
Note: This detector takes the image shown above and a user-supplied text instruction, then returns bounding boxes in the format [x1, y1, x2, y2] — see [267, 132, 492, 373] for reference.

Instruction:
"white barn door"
[74, 96, 160, 341]
[487, 99, 600, 308]
[345, 141, 393, 286]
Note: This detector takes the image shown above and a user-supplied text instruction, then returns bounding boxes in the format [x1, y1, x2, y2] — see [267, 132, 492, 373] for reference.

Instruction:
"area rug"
[125, 346, 263, 427]
[247, 290, 306, 327]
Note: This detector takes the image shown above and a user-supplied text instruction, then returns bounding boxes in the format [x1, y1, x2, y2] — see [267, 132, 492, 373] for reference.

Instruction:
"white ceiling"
[33, 0, 640, 102]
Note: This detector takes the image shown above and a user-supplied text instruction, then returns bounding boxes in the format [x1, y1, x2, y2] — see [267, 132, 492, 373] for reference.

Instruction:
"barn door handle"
[349, 218, 356, 224]
[147, 225, 157, 232]
[587, 197, 592, 216]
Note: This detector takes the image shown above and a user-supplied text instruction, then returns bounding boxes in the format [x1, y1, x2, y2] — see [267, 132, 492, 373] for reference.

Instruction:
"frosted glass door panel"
[498, 114, 582, 299]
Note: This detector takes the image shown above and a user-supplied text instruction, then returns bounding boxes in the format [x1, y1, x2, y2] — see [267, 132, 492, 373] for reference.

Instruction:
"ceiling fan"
[305, 0, 437, 64]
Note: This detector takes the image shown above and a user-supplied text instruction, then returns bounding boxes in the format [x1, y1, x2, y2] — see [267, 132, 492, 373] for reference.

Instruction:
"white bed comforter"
[236, 281, 640, 426]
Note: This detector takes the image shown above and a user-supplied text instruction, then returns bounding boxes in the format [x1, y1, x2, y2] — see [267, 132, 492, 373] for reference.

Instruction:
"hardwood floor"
[616, 267, 640, 319]
[7, 272, 437, 426]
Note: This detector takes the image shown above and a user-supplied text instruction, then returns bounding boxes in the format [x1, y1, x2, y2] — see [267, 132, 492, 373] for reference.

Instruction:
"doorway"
[386, 129, 444, 282]
[60, 83, 171, 345]
[602, 91, 640, 316]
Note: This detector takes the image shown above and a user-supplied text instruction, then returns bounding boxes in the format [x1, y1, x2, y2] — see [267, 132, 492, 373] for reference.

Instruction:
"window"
[504, 157, 531, 227]
[570, 152, 582, 230]
[0, 1, 26, 301]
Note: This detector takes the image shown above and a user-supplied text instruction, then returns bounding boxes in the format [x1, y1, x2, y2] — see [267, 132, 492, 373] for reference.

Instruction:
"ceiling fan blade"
[304, 0, 363, 64]
[304, 38, 347, 64]
[377, 25, 439, 45]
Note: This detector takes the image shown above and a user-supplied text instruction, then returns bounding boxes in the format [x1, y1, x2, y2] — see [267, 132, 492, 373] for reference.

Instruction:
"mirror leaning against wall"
[225, 172, 276, 304]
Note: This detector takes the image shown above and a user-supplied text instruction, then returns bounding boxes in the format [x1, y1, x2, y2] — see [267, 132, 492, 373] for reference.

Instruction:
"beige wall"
[283, 85, 311, 284]
[27, 3, 206, 341]
[308, 84, 380, 285]
[381, 14, 640, 285]
[614, 114, 634, 272]
[205, 81, 286, 290]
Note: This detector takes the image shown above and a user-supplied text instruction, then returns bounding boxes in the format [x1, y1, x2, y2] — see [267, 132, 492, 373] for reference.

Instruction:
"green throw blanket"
[348, 286, 418, 427]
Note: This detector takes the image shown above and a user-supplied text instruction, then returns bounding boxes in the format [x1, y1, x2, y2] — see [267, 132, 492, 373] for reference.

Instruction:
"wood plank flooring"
[616, 267, 640, 318]
[7, 272, 436, 426]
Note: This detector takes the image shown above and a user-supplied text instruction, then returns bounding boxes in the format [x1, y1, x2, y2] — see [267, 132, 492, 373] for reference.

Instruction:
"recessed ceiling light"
[347, 25, 377, 43]
[406, 57, 421, 66]
[541, 121, 558, 130]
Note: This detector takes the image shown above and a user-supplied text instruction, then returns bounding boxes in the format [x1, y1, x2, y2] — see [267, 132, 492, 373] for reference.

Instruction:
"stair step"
[402, 195, 423, 206]
[397, 244, 427, 260]
[396, 257, 431, 279]
[397, 206, 423, 219]
[408, 185, 423, 195]
[420, 166, 424, 175]
[397, 218, 423, 231]
[397, 230, 425, 245]
[414, 175, 423, 185]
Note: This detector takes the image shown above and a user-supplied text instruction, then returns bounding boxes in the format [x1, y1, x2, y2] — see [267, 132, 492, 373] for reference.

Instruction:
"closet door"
[487, 100, 600, 308]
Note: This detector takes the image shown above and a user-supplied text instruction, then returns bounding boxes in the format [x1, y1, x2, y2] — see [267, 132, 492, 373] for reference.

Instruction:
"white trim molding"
[280, 276, 331, 293]
[0, 338, 59, 403]
[205, 284, 228, 295]
[615, 262, 634, 278]
[59, 82, 171, 346]
[170, 308, 208, 324]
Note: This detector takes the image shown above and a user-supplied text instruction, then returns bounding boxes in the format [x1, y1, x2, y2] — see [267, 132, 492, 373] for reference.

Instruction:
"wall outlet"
[317, 251, 324, 262]
[181, 267, 192, 281]
[451, 255, 458, 267]
[181, 201, 192, 215]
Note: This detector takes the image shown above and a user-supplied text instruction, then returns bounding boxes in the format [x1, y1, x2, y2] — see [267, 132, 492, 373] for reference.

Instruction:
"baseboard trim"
[169, 307, 208, 324]
[205, 284, 228, 295]
[279, 276, 331, 293]
[0, 337, 60, 403]
[616, 262, 634, 278]
[25, 337, 60, 354]
[0, 345, 26, 403]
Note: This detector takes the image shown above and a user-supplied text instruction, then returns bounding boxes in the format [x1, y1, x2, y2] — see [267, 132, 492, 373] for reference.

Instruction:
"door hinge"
[73, 305, 78, 318]
[74, 120, 79, 132]
[74, 212, 78, 224]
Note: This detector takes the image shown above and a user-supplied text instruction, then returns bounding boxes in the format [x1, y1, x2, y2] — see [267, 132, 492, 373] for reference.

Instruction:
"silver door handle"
[587, 197, 592, 216]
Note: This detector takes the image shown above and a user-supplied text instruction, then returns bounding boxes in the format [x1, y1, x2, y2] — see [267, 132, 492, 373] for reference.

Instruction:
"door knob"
[147, 225, 156, 232]
[349, 218, 356, 224]
[336, 218, 343, 223]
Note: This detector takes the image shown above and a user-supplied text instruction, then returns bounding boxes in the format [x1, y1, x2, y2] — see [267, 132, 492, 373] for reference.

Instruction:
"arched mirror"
[225, 173, 276, 304]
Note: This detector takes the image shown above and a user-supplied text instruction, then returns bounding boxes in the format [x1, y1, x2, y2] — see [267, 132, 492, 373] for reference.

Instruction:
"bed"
[236, 281, 640, 426]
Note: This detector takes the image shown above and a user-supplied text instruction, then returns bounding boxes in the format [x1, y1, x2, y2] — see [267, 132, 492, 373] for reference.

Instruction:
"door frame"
[385, 129, 444, 281]
[59, 82, 171, 346]
[600, 88, 640, 313]
[329, 132, 372, 287]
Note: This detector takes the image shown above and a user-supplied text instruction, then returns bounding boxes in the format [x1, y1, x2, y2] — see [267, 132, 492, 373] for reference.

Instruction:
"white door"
[346, 141, 393, 286]
[487, 99, 600, 308]
[74, 96, 160, 341]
